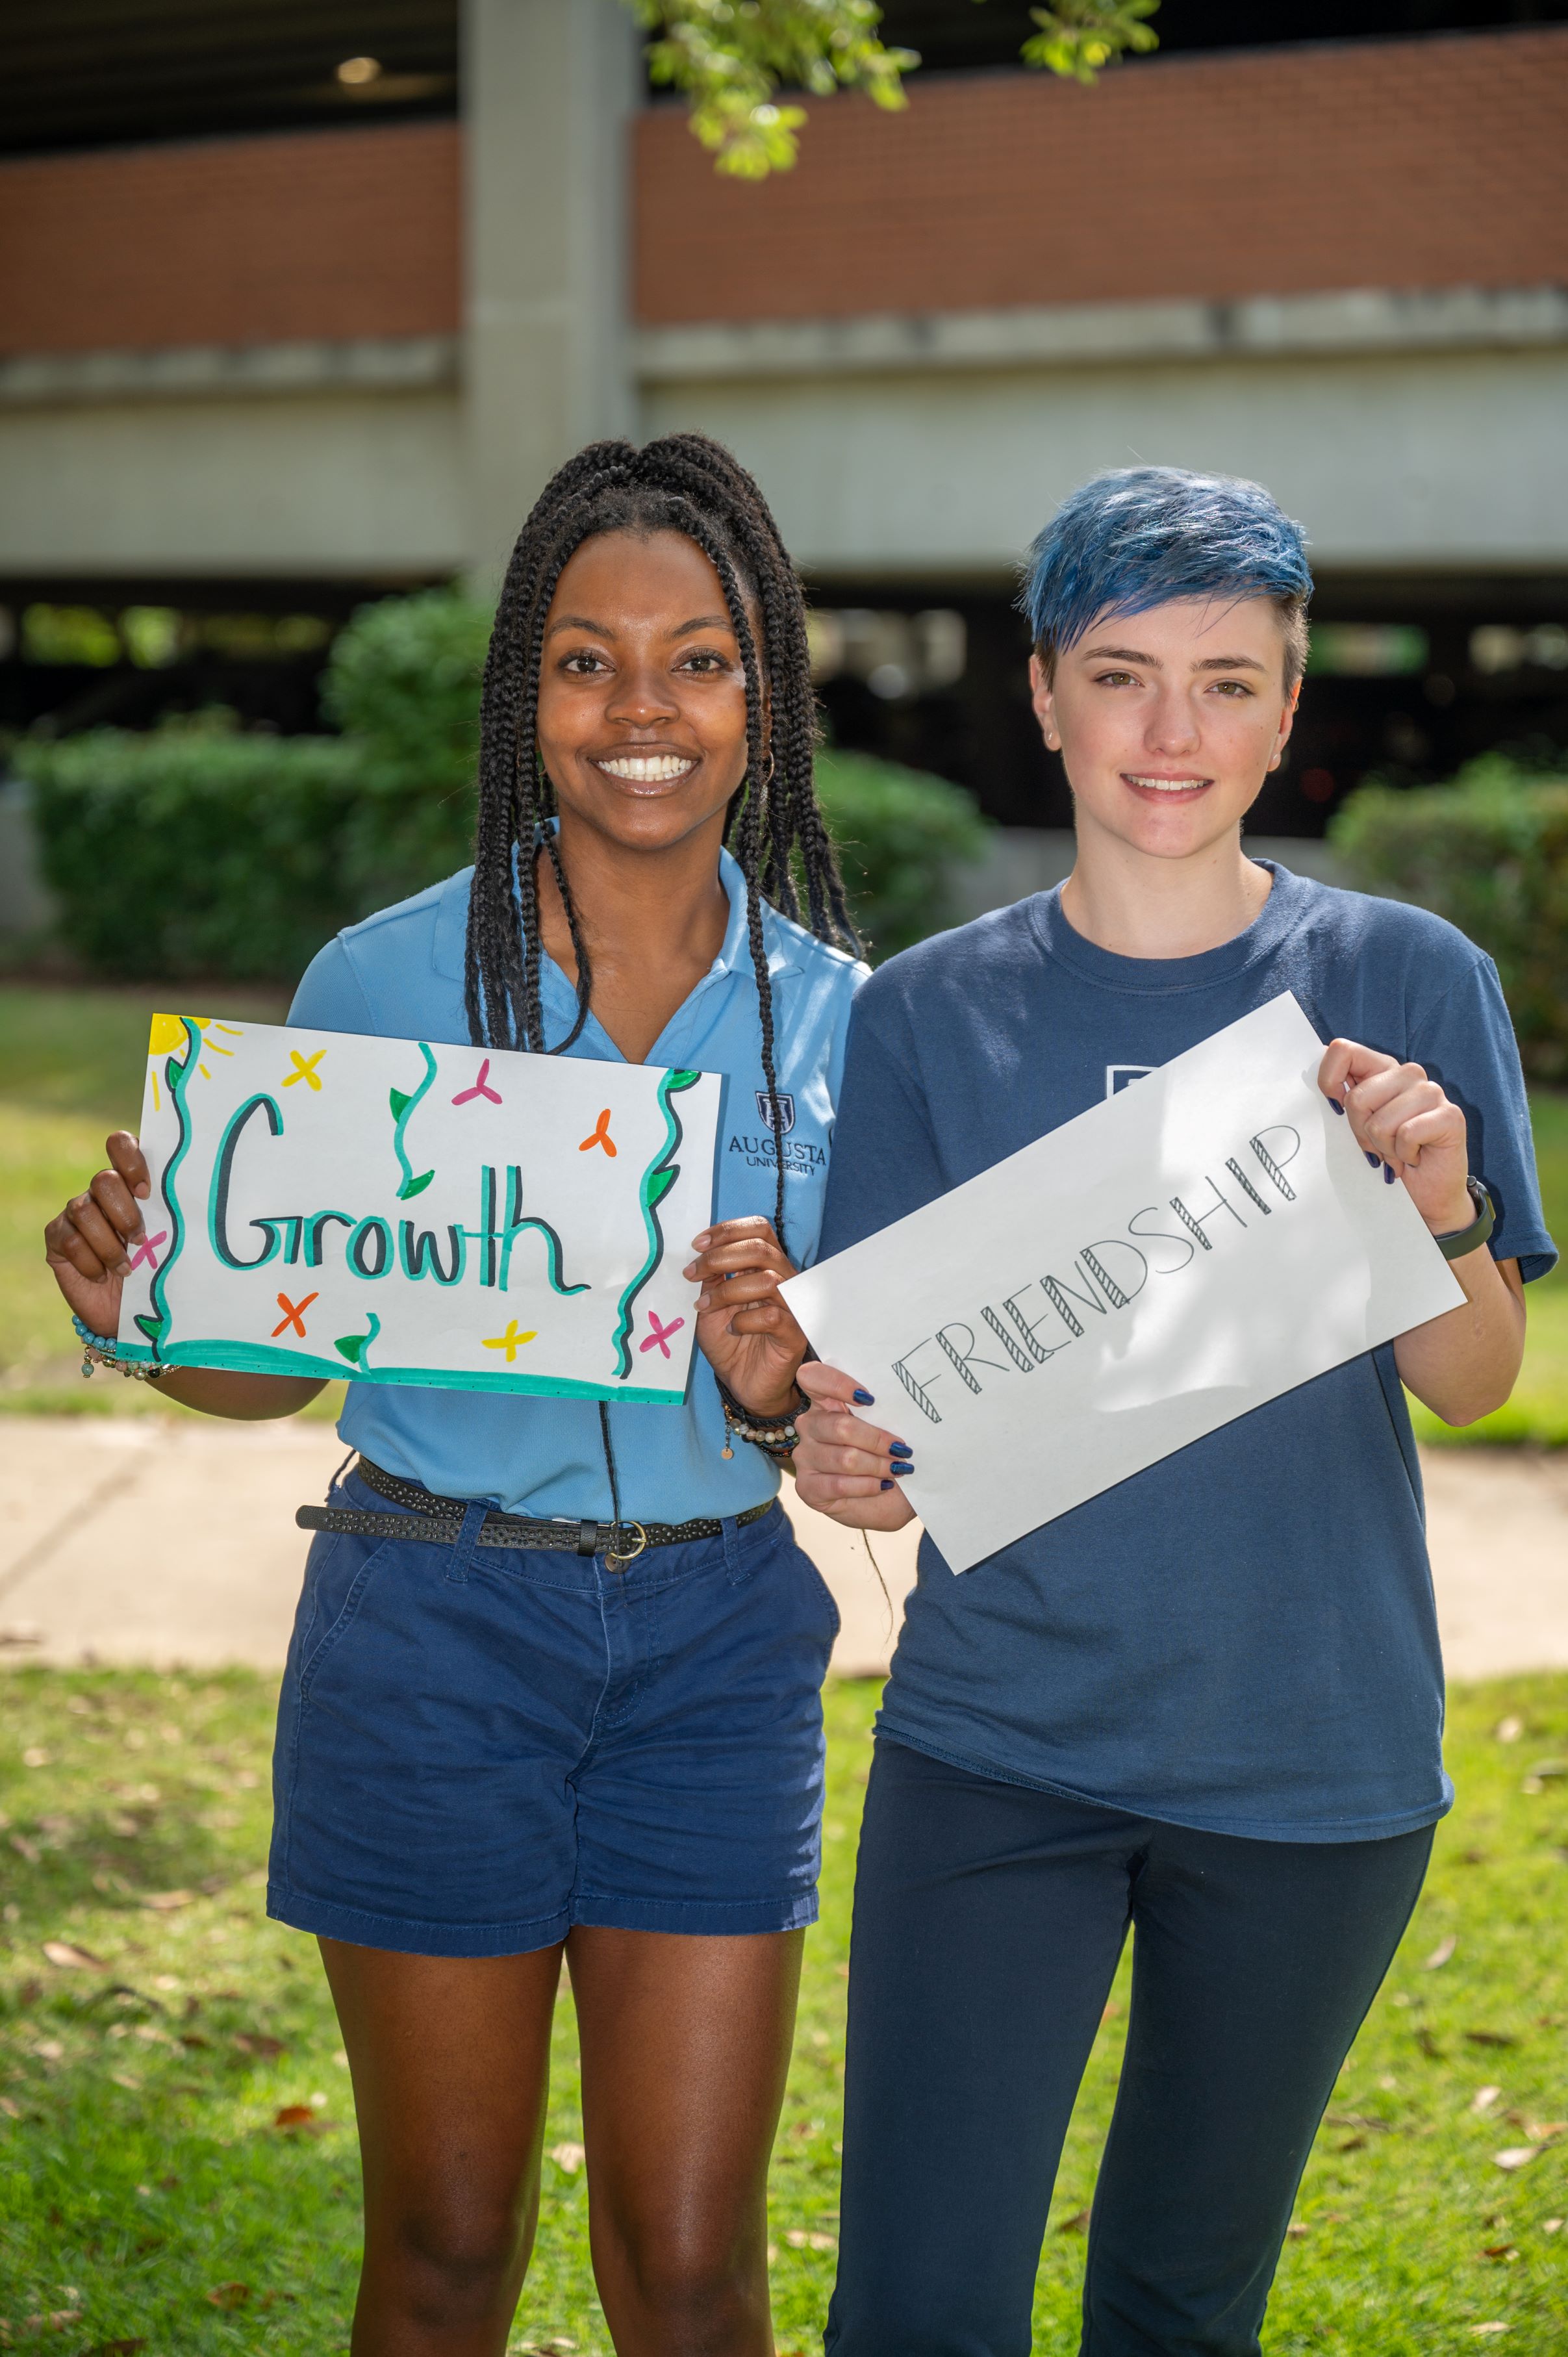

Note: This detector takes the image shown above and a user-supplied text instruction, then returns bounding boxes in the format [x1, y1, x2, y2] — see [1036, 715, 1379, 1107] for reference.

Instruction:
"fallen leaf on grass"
[32, 2039, 64, 2061]
[1471, 2087, 1502, 2115]
[206, 2282, 251, 2308]
[232, 2032, 285, 2058]
[1494, 2147, 1541, 2171]
[1415, 2028, 1445, 2059]
[1471, 2327, 1510, 2338]
[139, 1890, 195, 1913]
[42, 1940, 104, 1969]
[1544, 2218, 1563, 2233]
[1495, 1716, 1524, 1743]
[0, 2095, 21, 2116]
[20, 2313, 78, 2334]
[9, 1833, 41, 1865]
[1480, 2244, 1519, 2261]
[273, 2104, 323, 2132]
[1423, 1935, 1458, 1970]
[783, 2229, 837, 2250]
[108, 2072, 142, 2091]
[1467, 2031, 1519, 2048]
[81, 2340, 149, 2354]
[1055, 2208, 1091, 2233]
[1285, 2221, 1309, 2237]
[549, 2141, 586, 2172]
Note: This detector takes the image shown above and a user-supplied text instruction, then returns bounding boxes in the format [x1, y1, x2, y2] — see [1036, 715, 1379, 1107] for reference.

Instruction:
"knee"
[382, 2196, 527, 2326]
[626, 2241, 762, 2354]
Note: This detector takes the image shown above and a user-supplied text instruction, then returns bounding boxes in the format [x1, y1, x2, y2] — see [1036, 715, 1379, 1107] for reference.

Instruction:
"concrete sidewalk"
[1, 1414, 1565, 1683]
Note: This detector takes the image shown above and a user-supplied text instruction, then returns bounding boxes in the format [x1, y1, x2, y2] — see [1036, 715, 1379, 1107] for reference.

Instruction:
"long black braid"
[464, 431, 859, 1262]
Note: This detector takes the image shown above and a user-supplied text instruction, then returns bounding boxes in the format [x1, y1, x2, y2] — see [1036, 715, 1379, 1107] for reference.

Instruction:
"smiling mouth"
[1123, 773, 1213, 797]
[593, 753, 697, 784]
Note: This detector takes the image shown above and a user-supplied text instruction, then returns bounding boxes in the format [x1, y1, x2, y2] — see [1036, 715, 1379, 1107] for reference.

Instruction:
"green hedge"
[11, 589, 994, 982]
[1330, 757, 1568, 1082]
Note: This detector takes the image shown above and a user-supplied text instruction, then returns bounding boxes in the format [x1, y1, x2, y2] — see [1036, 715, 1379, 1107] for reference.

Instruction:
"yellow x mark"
[283, 1049, 326, 1091]
[483, 1319, 538, 1364]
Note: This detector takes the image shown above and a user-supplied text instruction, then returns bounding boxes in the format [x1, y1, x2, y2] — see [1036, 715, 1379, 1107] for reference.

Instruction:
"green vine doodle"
[138, 1015, 202, 1360]
[388, 1044, 438, 1200]
[334, 1310, 381, 1371]
[611, 1069, 700, 1382]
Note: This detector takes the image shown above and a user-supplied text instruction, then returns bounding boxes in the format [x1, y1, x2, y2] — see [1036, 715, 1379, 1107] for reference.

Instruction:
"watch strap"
[1435, 1177, 1495, 1262]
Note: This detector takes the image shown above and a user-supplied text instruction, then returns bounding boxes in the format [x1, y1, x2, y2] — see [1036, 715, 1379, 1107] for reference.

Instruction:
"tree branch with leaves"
[628, 0, 1159, 177]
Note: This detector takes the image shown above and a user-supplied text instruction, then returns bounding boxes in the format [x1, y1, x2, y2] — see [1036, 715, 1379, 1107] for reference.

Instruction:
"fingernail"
[890, 1442, 913, 1458]
[690, 1230, 711, 1248]
[1365, 1152, 1381, 1168]
[880, 1479, 894, 1491]
[116, 1259, 131, 1276]
[895, 1463, 916, 1477]
[853, 1388, 875, 1405]
[1329, 1099, 1345, 1116]
[1382, 1162, 1396, 1184]
[682, 1262, 697, 1279]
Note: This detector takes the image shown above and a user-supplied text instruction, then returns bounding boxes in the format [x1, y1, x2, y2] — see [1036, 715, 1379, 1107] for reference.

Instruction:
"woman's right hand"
[794, 1361, 918, 1531]
[43, 1130, 153, 1342]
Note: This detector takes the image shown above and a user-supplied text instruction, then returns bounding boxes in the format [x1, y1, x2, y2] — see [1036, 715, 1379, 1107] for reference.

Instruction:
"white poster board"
[117, 1014, 722, 1404]
[781, 993, 1465, 1572]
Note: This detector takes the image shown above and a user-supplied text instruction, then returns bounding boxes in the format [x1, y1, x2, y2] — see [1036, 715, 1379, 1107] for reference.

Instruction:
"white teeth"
[1127, 775, 1208, 793]
[596, 754, 695, 782]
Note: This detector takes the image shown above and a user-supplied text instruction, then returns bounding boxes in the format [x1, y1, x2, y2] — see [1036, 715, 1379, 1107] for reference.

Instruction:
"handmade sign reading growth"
[780, 993, 1465, 1572]
[116, 1015, 723, 1403]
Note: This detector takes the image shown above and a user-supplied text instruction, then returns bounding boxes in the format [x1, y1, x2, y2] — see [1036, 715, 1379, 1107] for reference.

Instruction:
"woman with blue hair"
[792, 467, 1554, 2354]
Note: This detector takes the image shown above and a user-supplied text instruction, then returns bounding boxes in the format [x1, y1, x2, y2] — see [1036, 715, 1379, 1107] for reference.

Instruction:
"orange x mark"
[272, 1290, 319, 1339]
[579, 1107, 616, 1158]
[283, 1049, 325, 1091]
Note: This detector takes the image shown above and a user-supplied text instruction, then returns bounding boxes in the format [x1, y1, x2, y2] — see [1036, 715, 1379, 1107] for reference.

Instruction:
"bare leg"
[321, 1937, 564, 2356]
[569, 1926, 804, 2357]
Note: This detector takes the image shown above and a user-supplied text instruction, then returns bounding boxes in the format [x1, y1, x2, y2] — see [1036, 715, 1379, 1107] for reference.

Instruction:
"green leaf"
[398, 1169, 435, 1201]
[648, 1164, 680, 1208]
[388, 1086, 411, 1120]
[133, 1313, 164, 1342]
[335, 1335, 366, 1365]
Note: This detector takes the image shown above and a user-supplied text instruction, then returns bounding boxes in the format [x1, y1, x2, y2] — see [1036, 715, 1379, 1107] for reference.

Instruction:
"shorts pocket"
[297, 1540, 391, 1701]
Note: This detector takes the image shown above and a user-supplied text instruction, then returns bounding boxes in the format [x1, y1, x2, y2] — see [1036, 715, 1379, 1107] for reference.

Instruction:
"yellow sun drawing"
[145, 1015, 244, 1110]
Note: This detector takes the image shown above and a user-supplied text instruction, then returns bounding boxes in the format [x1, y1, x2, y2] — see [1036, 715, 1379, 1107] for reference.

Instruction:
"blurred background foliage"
[10, 587, 996, 978]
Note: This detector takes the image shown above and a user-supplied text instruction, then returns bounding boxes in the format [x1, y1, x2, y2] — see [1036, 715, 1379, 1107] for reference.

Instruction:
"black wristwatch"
[1434, 1177, 1495, 1262]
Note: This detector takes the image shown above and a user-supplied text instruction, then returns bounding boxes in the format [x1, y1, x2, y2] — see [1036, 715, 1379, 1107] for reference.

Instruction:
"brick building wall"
[634, 29, 1568, 326]
[0, 122, 461, 356]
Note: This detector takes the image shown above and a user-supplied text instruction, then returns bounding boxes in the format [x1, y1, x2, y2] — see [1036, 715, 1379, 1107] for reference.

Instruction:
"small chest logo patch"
[1106, 1065, 1155, 1097]
[755, 1089, 796, 1135]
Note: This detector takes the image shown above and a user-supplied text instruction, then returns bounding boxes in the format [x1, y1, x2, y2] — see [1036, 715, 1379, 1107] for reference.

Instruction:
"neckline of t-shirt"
[1025, 859, 1311, 995]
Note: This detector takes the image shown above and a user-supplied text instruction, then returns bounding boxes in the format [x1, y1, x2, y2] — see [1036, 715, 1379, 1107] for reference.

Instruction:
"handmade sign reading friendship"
[116, 1015, 723, 1403]
[781, 993, 1465, 1573]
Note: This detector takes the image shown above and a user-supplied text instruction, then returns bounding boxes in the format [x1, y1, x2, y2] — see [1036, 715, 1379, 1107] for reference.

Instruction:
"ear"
[1030, 652, 1061, 752]
[1265, 677, 1302, 774]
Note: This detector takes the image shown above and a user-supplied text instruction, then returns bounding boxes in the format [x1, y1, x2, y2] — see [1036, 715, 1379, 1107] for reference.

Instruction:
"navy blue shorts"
[266, 1472, 839, 1957]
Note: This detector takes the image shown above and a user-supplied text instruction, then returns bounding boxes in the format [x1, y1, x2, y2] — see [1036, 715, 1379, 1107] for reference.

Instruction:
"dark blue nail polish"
[890, 1441, 913, 1458]
[880, 1479, 894, 1491]
[1329, 1098, 1345, 1115]
[895, 1463, 916, 1477]
[853, 1388, 876, 1405]
[1383, 1162, 1396, 1184]
[1365, 1151, 1381, 1168]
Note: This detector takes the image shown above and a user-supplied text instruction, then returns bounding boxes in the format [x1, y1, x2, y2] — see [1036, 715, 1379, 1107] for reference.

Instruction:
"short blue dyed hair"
[1019, 466, 1314, 686]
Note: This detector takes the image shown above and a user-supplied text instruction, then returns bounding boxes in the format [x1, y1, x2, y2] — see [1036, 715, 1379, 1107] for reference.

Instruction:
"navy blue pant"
[825, 1740, 1432, 2357]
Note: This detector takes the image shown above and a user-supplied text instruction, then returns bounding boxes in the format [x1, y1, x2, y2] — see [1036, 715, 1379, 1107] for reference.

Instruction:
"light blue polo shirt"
[287, 850, 866, 1520]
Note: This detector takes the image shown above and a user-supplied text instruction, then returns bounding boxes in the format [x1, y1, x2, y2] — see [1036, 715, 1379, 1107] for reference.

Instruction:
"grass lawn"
[4, 1668, 1568, 2352]
[4, 981, 1565, 1442]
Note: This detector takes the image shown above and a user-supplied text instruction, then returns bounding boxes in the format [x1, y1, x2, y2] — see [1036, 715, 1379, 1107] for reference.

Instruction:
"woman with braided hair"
[42, 432, 867, 2354]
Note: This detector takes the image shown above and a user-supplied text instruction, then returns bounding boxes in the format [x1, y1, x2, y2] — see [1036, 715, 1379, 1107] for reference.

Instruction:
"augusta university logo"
[755, 1089, 796, 1135]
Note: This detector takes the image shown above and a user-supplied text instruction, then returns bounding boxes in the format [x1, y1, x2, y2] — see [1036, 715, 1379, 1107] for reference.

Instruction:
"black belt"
[296, 1453, 774, 1564]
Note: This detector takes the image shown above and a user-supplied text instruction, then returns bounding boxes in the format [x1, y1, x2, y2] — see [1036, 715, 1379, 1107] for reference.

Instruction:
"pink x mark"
[639, 1311, 686, 1359]
[127, 1229, 168, 1273]
[452, 1058, 503, 1108]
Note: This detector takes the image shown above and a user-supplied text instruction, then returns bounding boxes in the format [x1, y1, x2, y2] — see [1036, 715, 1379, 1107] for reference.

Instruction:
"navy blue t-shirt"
[818, 864, 1556, 1842]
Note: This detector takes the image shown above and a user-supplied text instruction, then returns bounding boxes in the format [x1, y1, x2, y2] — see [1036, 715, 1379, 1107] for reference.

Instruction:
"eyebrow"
[1079, 642, 1269, 675]
[545, 611, 737, 641]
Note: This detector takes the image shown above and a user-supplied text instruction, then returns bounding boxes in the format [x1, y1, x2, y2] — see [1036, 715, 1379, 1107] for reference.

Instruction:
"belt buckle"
[605, 1521, 648, 1570]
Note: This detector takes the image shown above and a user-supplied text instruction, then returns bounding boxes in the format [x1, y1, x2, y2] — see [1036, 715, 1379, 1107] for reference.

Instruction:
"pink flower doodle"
[639, 1311, 686, 1359]
[127, 1229, 168, 1273]
[452, 1058, 503, 1108]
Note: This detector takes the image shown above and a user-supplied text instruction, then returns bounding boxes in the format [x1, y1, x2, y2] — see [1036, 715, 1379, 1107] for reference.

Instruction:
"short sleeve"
[1415, 954, 1557, 1283]
[818, 986, 947, 1260]
[288, 937, 379, 1036]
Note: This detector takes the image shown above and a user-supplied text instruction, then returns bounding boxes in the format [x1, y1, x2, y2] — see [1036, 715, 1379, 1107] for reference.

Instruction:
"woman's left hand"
[1317, 1037, 1474, 1236]
[685, 1216, 808, 1419]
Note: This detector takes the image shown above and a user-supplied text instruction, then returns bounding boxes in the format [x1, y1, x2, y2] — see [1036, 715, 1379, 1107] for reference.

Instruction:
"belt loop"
[444, 1499, 490, 1586]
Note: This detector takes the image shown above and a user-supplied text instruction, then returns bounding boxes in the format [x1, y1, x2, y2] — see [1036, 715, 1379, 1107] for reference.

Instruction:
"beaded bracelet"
[714, 1374, 804, 1464]
[72, 1314, 166, 1383]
